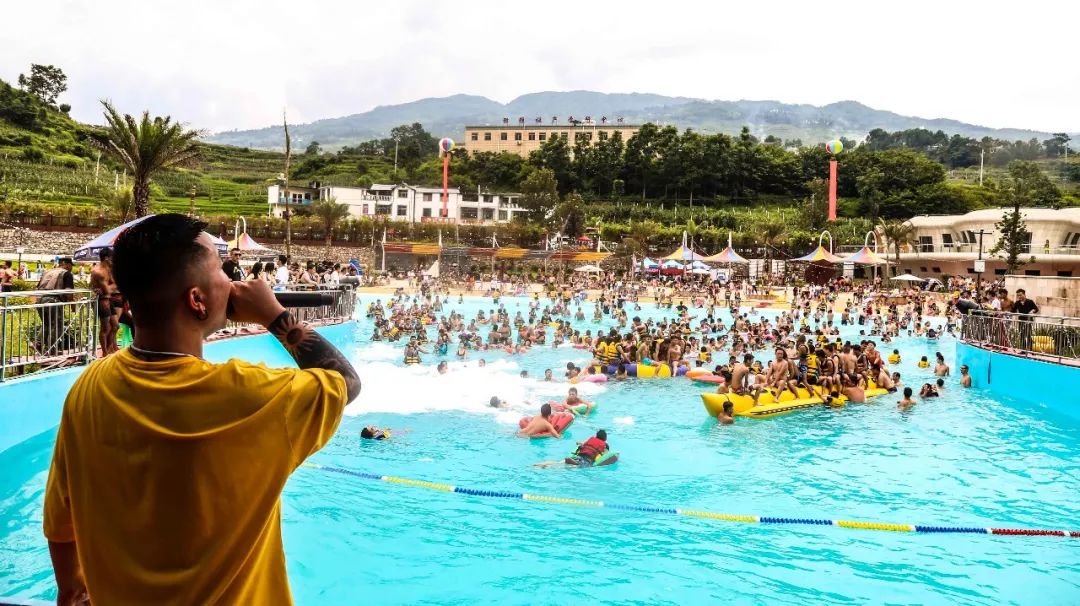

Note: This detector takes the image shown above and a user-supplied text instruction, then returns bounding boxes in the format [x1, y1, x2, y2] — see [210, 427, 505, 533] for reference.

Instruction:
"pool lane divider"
[304, 463, 1078, 539]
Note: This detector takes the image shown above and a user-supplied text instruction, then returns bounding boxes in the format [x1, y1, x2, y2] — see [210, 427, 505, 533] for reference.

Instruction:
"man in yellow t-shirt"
[43, 214, 361, 605]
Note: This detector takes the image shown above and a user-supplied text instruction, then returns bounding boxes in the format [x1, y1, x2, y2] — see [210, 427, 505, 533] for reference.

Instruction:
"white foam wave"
[613, 416, 635, 425]
[345, 356, 607, 417]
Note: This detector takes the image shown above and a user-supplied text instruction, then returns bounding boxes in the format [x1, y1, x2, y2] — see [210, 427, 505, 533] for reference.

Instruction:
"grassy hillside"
[1, 80, 287, 217]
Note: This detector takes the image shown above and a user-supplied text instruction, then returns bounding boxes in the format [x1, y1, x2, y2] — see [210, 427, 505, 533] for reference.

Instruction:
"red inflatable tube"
[519, 412, 574, 434]
[690, 374, 726, 385]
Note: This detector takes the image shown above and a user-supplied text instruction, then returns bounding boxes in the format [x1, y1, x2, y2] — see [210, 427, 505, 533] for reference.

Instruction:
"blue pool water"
[2, 294, 1079, 604]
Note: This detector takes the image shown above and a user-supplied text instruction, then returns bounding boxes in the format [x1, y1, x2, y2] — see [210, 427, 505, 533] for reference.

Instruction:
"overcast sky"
[3, 0, 1076, 133]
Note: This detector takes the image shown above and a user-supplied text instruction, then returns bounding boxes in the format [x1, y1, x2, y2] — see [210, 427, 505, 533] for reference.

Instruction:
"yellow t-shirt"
[44, 348, 347, 605]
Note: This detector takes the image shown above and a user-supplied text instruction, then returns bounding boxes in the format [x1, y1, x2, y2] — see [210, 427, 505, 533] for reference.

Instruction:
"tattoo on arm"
[268, 311, 361, 401]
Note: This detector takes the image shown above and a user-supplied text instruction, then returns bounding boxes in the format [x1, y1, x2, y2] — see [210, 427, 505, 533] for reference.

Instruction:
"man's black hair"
[113, 214, 210, 315]
[278, 254, 288, 264]
[360, 427, 374, 439]
[99, 247, 112, 261]
[596, 429, 607, 441]
[540, 403, 552, 417]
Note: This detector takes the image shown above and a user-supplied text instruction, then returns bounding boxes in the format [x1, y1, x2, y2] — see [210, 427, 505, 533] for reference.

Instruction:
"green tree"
[987, 161, 1058, 273]
[529, 136, 575, 195]
[310, 197, 351, 248]
[97, 101, 201, 217]
[623, 220, 661, 272]
[989, 208, 1030, 274]
[878, 219, 915, 276]
[105, 187, 135, 223]
[387, 123, 438, 168]
[684, 218, 701, 249]
[18, 64, 67, 105]
[304, 140, 322, 155]
[554, 193, 586, 237]
[518, 168, 559, 224]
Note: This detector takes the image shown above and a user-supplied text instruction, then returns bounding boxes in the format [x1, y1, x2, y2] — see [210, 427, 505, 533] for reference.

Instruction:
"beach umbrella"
[891, 273, 925, 282]
[688, 260, 710, 270]
[574, 264, 603, 273]
[661, 231, 707, 262]
[73, 214, 228, 261]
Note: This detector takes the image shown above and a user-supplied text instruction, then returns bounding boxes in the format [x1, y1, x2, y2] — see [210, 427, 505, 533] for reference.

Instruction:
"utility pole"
[979, 147, 984, 186]
[974, 228, 991, 293]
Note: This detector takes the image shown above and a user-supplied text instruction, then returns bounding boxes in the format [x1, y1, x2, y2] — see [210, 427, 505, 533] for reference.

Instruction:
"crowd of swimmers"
[358, 275, 977, 443]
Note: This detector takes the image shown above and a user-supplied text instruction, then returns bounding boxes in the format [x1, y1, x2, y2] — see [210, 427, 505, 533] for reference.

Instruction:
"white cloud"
[1, 0, 1076, 133]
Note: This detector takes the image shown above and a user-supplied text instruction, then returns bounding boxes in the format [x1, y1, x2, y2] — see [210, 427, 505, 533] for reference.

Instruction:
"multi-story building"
[891, 208, 1080, 278]
[267, 183, 526, 225]
[464, 117, 640, 157]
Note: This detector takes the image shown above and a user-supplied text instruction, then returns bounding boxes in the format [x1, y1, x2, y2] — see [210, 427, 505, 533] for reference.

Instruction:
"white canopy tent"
[574, 264, 603, 273]
[891, 273, 925, 282]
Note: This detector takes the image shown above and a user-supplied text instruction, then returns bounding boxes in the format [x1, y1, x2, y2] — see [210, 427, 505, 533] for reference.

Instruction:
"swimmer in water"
[518, 403, 561, 438]
[543, 368, 554, 382]
[560, 387, 594, 416]
[489, 396, 509, 409]
[717, 400, 735, 425]
[959, 364, 971, 387]
[534, 430, 610, 468]
[360, 426, 390, 440]
[897, 387, 916, 410]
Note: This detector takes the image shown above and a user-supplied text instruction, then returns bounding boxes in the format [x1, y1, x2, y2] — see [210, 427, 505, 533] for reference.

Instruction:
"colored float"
[565, 450, 619, 467]
[701, 383, 890, 419]
[599, 363, 688, 378]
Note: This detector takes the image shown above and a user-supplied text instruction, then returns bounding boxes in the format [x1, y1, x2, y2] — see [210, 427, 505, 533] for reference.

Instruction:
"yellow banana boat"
[702, 381, 890, 419]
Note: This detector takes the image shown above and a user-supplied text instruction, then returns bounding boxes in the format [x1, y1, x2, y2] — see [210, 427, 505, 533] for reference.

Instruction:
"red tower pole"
[828, 159, 838, 222]
[440, 153, 449, 217]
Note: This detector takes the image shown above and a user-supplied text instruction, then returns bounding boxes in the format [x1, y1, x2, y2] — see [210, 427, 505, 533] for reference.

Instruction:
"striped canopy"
[661, 231, 707, 261]
[843, 246, 890, 265]
[228, 232, 274, 252]
[792, 245, 844, 264]
[703, 247, 749, 264]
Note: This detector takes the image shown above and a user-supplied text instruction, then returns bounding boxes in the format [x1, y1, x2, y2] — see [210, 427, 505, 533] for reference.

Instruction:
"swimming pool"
[2, 295, 1078, 604]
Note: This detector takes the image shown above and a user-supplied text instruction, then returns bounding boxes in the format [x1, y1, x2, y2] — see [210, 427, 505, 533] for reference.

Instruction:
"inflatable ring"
[519, 412, 574, 435]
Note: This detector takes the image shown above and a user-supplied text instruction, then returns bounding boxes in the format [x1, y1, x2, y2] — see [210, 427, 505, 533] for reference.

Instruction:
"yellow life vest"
[405, 354, 421, 365]
[917, 360, 929, 368]
[888, 354, 900, 364]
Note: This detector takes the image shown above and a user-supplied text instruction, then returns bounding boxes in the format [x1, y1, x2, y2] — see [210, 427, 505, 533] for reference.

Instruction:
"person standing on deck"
[42, 214, 361, 605]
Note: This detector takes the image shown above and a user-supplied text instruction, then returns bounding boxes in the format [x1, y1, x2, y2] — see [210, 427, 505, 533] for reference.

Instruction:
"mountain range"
[204, 90, 1061, 151]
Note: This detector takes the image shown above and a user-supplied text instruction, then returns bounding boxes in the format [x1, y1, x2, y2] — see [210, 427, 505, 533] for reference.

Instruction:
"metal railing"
[1, 289, 97, 382]
[222, 284, 358, 334]
[961, 311, 1080, 362]
[1, 285, 357, 381]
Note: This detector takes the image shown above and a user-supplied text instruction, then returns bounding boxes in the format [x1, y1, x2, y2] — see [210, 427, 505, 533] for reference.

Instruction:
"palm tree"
[311, 197, 351, 249]
[758, 220, 786, 280]
[685, 218, 701, 249]
[106, 187, 134, 223]
[624, 220, 661, 274]
[878, 219, 915, 276]
[98, 101, 200, 217]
